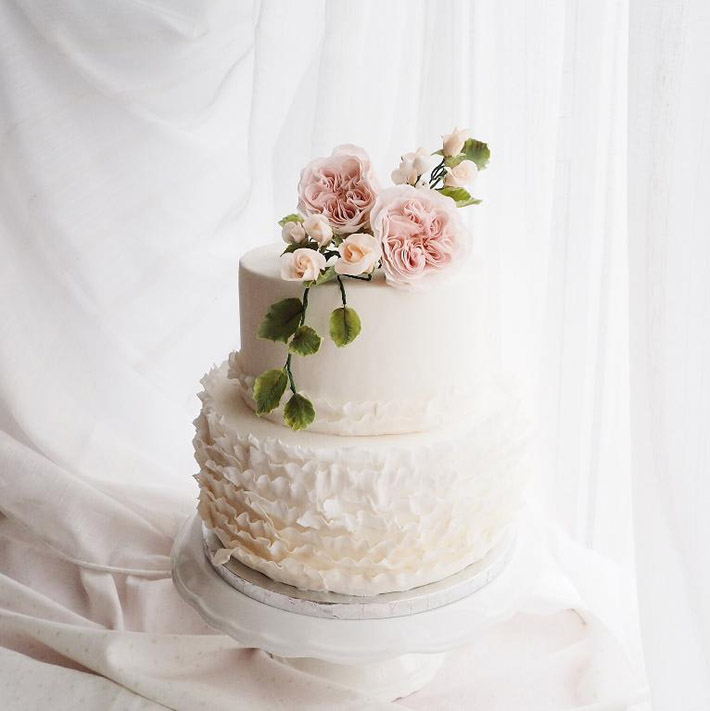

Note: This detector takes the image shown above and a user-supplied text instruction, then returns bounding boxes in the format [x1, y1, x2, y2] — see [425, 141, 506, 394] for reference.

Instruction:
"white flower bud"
[442, 127, 471, 157]
[303, 214, 333, 246]
[391, 165, 418, 185]
[335, 233, 382, 276]
[444, 159, 478, 187]
[281, 220, 307, 244]
[392, 147, 439, 186]
[280, 248, 327, 281]
[412, 149, 438, 175]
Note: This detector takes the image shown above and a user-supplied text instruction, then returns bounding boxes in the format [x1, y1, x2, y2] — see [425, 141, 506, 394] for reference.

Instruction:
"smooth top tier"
[233, 244, 489, 435]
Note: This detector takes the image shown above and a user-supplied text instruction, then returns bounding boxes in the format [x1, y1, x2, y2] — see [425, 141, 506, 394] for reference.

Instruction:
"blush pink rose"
[298, 145, 378, 235]
[370, 185, 470, 289]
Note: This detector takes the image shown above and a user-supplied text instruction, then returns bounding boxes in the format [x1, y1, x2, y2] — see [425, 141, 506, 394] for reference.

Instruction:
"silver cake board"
[202, 524, 516, 620]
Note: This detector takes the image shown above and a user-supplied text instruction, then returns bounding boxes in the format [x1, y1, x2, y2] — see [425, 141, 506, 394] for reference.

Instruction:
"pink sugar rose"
[298, 145, 378, 235]
[371, 185, 470, 289]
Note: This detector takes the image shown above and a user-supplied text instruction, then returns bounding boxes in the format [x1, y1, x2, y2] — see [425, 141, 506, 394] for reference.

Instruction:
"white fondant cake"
[234, 245, 489, 435]
[194, 244, 526, 596]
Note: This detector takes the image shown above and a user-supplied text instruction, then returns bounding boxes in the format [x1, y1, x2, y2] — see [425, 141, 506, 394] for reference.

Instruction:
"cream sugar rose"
[194, 131, 527, 596]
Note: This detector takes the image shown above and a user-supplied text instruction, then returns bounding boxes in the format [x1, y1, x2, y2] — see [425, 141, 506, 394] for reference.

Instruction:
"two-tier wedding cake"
[193, 130, 525, 597]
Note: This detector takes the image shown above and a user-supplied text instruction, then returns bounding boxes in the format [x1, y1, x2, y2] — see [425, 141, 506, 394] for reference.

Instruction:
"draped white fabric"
[0, 0, 706, 708]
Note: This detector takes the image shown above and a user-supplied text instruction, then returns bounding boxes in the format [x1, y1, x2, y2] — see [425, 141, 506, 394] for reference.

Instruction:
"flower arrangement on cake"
[254, 128, 490, 430]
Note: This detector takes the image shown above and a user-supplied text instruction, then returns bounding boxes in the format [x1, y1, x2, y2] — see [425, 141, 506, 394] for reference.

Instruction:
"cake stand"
[171, 514, 534, 702]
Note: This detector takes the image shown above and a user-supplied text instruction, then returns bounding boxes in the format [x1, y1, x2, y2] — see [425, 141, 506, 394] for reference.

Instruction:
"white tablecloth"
[0, 441, 647, 709]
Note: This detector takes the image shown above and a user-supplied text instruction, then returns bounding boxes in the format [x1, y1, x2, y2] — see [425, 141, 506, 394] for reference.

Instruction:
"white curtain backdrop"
[629, 0, 710, 708]
[0, 0, 706, 709]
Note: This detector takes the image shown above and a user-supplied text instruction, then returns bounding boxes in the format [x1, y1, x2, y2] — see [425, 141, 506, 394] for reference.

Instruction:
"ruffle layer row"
[194, 362, 527, 596]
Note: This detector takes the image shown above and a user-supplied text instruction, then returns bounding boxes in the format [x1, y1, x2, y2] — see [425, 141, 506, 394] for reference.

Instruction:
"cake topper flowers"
[253, 130, 490, 430]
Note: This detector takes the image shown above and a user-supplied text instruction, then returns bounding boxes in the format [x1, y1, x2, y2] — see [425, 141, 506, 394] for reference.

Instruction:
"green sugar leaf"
[284, 393, 315, 430]
[312, 266, 336, 286]
[282, 240, 320, 255]
[289, 325, 322, 356]
[458, 196, 482, 207]
[253, 369, 288, 415]
[462, 138, 490, 170]
[437, 186, 482, 208]
[444, 154, 465, 167]
[258, 298, 303, 343]
[278, 213, 304, 227]
[329, 306, 361, 347]
[438, 186, 470, 202]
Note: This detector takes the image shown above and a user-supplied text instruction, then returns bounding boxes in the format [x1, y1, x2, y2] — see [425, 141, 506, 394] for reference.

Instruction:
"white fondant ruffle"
[193, 361, 527, 596]
[227, 350, 505, 436]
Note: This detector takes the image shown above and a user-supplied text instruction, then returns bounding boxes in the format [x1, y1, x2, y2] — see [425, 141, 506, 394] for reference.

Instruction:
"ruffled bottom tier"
[194, 362, 526, 596]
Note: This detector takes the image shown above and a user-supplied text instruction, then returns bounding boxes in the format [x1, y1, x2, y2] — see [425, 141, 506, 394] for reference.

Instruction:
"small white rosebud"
[392, 147, 438, 186]
[412, 147, 438, 175]
[391, 166, 417, 185]
[335, 233, 382, 276]
[303, 214, 333, 246]
[391, 153, 419, 186]
[444, 159, 478, 188]
[442, 127, 471, 157]
[280, 248, 327, 281]
[282, 220, 306, 244]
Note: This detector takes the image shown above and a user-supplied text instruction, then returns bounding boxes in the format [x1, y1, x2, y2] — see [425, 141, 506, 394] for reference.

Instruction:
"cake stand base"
[172, 514, 531, 702]
[269, 652, 446, 701]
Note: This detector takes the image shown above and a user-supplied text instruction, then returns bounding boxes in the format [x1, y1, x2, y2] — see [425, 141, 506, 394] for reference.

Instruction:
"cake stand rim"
[171, 513, 535, 663]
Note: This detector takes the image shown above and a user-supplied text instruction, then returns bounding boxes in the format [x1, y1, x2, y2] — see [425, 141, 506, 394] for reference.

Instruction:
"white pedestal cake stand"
[171, 514, 527, 702]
